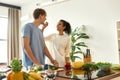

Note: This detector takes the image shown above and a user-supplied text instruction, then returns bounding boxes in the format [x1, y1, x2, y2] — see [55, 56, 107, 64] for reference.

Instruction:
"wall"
[0, 6, 8, 17]
[21, 0, 120, 64]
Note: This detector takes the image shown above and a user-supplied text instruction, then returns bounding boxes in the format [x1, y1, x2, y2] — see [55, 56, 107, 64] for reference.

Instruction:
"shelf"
[117, 29, 120, 31]
[117, 30, 120, 39]
[117, 34, 120, 39]
[117, 21, 120, 63]
[118, 41, 120, 51]
[117, 21, 120, 29]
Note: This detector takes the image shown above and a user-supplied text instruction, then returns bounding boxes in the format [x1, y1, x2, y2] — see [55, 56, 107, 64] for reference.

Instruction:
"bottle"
[86, 49, 92, 63]
[65, 62, 71, 76]
[44, 64, 48, 70]
[83, 53, 87, 64]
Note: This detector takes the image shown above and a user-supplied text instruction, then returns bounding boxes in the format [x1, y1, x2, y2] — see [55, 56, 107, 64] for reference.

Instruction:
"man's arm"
[23, 37, 42, 66]
[43, 41, 59, 67]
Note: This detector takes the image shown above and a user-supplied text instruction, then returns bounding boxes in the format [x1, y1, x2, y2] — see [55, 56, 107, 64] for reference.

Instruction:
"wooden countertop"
[94, 72, 120, 80]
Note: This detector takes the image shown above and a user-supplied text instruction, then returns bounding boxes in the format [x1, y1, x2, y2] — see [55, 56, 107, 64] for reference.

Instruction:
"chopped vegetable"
[48, 65, 58, 70]
[30, 65, 43, 72]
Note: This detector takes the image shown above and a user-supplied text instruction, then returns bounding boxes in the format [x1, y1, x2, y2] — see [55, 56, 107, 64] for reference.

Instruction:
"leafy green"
[23, 72, 30, 80]
[71, 75, 80, 80]
[82, 63, 98, 72]
[30, 65, 43, 72]
[0, 73, 4, 76]
[11, 58, 22, 72]
[48, 65, 58, 70]
[96, 62, 111, 66]
[112, 64, 120, 70]
[96, 62, 111, 70]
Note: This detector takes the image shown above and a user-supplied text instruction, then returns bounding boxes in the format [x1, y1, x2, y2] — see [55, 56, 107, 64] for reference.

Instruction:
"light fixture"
[36, 0, 70, 7]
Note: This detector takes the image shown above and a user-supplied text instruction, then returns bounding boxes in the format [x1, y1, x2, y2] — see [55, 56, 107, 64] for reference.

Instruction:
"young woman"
[43, 19, 71, 67]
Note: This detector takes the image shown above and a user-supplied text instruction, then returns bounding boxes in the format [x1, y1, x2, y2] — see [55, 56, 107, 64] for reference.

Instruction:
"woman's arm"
[43, 40, 59, 67]
[65, 38, 71, 62]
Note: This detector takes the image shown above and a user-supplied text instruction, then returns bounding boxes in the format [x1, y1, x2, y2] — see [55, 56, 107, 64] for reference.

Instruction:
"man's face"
[40, 15, 46, 24]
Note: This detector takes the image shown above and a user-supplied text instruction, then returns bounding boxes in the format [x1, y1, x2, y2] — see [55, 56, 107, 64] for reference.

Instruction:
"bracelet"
[52, 59, 55, 62]
[51, 60, 56, 64]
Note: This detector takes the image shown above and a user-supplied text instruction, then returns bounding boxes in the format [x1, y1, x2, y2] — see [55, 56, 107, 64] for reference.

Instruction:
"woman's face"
[57, 21, 65, 31]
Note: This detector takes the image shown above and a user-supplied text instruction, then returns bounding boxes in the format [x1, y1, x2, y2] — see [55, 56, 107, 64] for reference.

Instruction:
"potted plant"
[70, 25, 90, 62]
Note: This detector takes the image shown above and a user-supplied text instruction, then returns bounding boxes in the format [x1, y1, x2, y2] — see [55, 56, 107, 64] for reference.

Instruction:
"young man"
[21, 8, 58, 69]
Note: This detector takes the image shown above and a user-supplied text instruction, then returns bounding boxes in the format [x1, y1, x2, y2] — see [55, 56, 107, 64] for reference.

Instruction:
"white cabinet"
[117, 21, 120, 50]
[117, 21, 120, 63]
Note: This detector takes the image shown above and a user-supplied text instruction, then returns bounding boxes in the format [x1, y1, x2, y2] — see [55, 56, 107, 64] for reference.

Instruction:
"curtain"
[7, 8, 21, 65]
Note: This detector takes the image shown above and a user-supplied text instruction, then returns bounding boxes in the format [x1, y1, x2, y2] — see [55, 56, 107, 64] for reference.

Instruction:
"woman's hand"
[51, 60, 59, 67]
[42, 22, 48, 32]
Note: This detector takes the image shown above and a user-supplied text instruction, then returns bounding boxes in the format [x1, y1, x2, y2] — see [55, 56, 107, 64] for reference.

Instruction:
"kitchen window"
[0, 16, 8, 63]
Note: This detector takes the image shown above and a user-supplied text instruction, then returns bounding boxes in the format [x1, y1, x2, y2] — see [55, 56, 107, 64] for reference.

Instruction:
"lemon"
[72, 69, 84, 75]
[71, 61, 84, 69]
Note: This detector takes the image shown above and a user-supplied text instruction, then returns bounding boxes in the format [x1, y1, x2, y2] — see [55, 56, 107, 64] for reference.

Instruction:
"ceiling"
[0, 0, 53, 7]
[0, 0, 33, 6]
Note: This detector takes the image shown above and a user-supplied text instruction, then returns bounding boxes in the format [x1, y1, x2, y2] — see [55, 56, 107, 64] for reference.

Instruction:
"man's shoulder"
[22, 23, 33, 30]
[24, 23, 32, 27]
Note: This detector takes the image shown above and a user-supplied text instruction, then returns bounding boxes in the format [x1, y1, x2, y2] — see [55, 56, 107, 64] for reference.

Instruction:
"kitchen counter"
[2, 67, 120, 80]
[55, 69, 120, 80]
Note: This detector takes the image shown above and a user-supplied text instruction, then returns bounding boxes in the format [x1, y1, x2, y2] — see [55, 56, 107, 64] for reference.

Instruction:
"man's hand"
[34, 62, 43, 67]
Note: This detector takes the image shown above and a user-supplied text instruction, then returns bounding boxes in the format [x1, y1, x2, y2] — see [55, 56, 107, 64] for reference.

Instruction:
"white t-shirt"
[44, 33, 71, 67]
